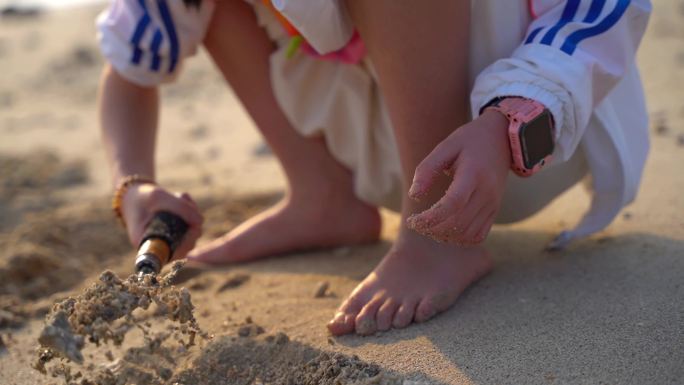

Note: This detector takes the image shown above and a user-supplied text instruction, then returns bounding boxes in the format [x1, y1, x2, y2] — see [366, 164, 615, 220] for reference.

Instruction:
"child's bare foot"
[327, 229, 493, 336]
[187, 188, 381, 264]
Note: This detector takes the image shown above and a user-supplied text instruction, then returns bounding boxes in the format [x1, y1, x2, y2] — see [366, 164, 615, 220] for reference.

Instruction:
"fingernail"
[408, 182, 422, 198]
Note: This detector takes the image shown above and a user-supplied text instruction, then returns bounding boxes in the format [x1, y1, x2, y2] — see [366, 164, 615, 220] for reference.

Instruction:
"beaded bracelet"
[111, 174, 155, 227]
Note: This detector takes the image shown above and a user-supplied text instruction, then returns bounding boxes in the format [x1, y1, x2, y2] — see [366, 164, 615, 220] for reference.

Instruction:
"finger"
[427, 194, 487, 243]
[416, 213, 458, 243]
[408, 139, 462, 200]
[407, 165, 476, 233]
[151, 191, 204, 227]
[177, 192, 199, 210]
[447, 190, 488, 236]
[459, 207, 495, 245]
[130, 211, 156, 247]
[473, 211, 497, 244]
[173, 224, 202, 261]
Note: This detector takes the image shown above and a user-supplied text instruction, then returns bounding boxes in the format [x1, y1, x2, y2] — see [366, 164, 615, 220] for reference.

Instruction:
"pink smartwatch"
[484, 97, 555, 177]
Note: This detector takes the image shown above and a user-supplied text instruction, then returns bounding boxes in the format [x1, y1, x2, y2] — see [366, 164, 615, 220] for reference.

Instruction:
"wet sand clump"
[34, 262, 206, 383]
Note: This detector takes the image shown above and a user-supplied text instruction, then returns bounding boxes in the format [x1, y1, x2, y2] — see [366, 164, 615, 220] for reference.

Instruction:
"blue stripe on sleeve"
[583, 0, 607, 23]
[129, 0, 151, 65]
[149, 29, 164, 72]
[540, 0, 582, 46]
[525, 26, 544, 44]
[156, 0, 179, 73]
[561, 0, 631, 55]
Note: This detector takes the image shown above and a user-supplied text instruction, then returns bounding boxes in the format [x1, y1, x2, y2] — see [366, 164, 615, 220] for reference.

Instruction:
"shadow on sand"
[329, 230, 684, 384]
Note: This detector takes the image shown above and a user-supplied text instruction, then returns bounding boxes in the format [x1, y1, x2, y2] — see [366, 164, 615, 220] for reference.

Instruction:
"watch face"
[520, 110, 555, 169]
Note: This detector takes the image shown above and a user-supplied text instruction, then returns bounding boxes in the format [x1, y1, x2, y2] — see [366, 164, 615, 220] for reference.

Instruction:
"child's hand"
[121, 183, 204, 260]
[407, 110, 510, 244]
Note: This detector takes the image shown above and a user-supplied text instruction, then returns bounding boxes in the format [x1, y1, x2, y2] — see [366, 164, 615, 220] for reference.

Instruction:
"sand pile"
[173, 332, 405, 385]
[32, 261, 406, 385]
[34, 262, 207, 383]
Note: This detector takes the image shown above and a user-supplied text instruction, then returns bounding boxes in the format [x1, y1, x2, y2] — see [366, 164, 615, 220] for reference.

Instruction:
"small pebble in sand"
[244, 316, 253, 324]
[158, 367, 173, 380]
[654, 118, 669, 135]
[188, 124, 208, 140]
[313, 281, 330, 298]
[623, 212, 633, 220]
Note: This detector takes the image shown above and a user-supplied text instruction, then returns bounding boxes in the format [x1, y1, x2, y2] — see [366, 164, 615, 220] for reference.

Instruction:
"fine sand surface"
[1, 3, 683, 385]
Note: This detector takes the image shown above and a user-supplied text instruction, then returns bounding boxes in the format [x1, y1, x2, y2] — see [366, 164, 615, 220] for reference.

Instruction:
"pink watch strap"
[485, 97, 553, 177]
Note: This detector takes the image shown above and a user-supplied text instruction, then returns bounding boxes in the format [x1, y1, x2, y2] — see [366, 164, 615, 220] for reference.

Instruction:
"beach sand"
[0, 2, 682, 384]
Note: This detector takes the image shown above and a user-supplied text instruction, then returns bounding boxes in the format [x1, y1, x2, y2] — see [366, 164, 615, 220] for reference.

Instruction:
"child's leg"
[188, 0, 380, 263]
[327, 1, 493, 335]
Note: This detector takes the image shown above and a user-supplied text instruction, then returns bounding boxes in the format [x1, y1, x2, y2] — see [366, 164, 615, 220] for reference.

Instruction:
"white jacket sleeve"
[471, 0, 651, 162]
[96, 0, 214, 87]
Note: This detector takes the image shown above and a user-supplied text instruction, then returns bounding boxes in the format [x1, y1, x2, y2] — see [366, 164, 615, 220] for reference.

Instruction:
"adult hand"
[120, 183, 204, 260]
[407, 110, 510, 244]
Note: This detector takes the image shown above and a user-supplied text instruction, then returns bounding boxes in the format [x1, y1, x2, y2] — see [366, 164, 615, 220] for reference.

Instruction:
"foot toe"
[376, 299, 400, 332]
[392, 300, 418, 329]
[414, 296, 440, 323]
[327, 312, 356, 335]
[354, 298, 384, 336]
[327, 295, 365, 336]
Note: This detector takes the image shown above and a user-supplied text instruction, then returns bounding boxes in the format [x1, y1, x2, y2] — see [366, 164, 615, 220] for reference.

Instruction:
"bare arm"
[98, 64, 159, 187]
[97, 64, 202, 257]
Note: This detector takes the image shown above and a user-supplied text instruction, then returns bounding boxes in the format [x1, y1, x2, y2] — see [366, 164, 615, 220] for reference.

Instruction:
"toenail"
[344, 314, 355, 325]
